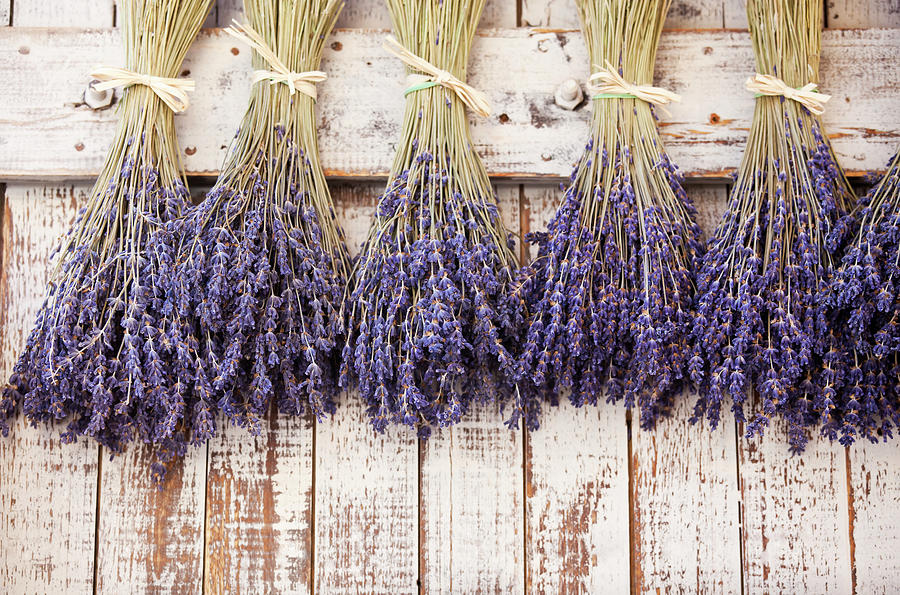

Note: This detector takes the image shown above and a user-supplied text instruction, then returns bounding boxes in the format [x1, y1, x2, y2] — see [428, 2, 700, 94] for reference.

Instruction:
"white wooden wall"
[1, 1, 899, 593]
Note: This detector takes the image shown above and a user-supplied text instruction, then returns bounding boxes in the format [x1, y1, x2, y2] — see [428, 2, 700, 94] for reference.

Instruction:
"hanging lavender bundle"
[520, 0, 702, 428]
[828, 150, 900, 444]
[162, 0, 349, 445]
[691, 0, 856, 450]
[342, 0, 530, 436]
[0, 0, 213, 464]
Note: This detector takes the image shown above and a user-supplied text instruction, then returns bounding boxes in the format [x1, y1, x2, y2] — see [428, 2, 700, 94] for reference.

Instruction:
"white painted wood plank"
[419, 185, 525, 593]
[523, 183, 631, 593]
[849, 442, 900, 594]
[335, 0, 515, 28]
[521, 0, 731, 28]
[313, 395, 418, 593]
[525, 402, 631, 593]
[632, 394, 742, 592]
[739, 418, 853, 594]
[95, 446, 207, 594]
[828, 0, 900, 28]
[1, 28, 896, 181]
[0, 183, 99, 595]
[723, 0, 746, 28]
[11, 0, 114, 26]
[421, 400, 525, 593]
[209, 0, 243, 28]
[204, 412, 313, 593]
[0, 2, 9, 27]
[314, 183, 417, 594]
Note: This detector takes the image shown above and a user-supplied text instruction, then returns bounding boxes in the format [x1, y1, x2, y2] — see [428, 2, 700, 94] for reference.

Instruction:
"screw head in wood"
[554, 79, 583, 110]
[84, 80, 113, 110]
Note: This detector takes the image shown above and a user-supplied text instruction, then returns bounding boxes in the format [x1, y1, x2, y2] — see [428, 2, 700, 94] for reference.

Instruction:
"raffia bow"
[745, 74, 830, 115]
[382, 35, 491, 117]
[225, 20, 326, 100]
[89, 66, 194, 113]
[587, 60, 681, 110]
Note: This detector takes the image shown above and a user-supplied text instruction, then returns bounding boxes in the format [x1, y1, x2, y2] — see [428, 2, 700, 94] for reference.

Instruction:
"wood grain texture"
[522, 0, 732, 28]
[739, 418, 854, 594]
[828, 0, 900, 28]
[95, 446, 207, 594]
[631, 396, 742, 593]
[419, 185, 525, 593]
[522, 183, 632, 593]
[0, 183, 99, 595]
[335, 0, 515, 28]
[849, 441, 900, 594]
[204, 412, 313, 594]
[0, 2, 9, 26]
[314, 396, 418, 594]
[525, 402, 631, 593]
[1, 28, 897, 181]
[313, 183, 418, 594]
[11, 0, 114, 26]
[420, 401, 525, 593]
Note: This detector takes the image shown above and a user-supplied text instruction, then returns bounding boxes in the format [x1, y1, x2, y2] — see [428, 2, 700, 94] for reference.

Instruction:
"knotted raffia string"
[382, 35, 491, 117]
[587, 60, 681, 111]
[225, 20, 326, 100]
[745, 73, 830, 116]
[89, 66, 194, 113]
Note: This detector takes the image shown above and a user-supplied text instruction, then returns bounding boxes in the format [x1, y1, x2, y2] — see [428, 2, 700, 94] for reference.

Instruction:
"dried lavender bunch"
[0, 0, 213, 467]
[342, 0, 530, 436]
[521, 0, 703, 428]
[828, 150, 900, 444]
[691, 0, 856, 451]
[162, 0, 349, 444]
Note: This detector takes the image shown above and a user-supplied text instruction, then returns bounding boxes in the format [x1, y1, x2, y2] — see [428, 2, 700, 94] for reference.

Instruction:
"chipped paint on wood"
[204, 411, 314, 594]
[739, 415, 853, 593]
[828, 0, 900, 28]
[11, 0, 114, 26]
[849, 441, 900, 593]
[0, 183, 99, 594]
[95, 446, 208, 594]
[1, 28, 897, 181]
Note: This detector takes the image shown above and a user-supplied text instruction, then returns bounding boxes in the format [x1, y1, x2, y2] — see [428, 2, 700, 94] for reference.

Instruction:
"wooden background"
[1, 0, 899, 593]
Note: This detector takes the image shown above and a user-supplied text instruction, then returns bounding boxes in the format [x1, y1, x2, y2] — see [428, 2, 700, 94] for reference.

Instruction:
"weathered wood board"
[0, 183, 99, 595]
[0, 27, 897, 181]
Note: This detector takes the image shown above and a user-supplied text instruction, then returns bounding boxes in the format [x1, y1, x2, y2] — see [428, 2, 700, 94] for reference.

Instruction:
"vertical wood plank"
[418, 184, 525, 593]
[314, 398, 419, 593]
[11, 0, 114, 26]
[204, 412, 313, 594]
[723, 0, 747, 28]
[526, 402, 631, 593]
[0, 184, 99, 595]
[211, 0, 243, 28]
[313, 182, 419, 594]
[827, 0, 900, 28]
[95, 447, 207, 594]
[1, 2, 9, 26]
[522, 183, 632, 593]
[421, 400, 526, 593]
[739, 419, 853, 593]
[849, 442, 900, 594]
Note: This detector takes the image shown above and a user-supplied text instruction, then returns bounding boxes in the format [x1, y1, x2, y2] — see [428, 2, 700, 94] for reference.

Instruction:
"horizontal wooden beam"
[0, 27, 897, 182]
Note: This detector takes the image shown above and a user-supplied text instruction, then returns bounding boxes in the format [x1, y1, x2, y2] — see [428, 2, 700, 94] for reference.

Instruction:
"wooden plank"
[11, 0, 114, 26]
[739, 418, 853, 593]
[204, 412, 313, 594]
[828, 0, 900, 28]
[525, 402, 631, 593]
[419, 185, 525, 593]
[522, 183, 631, 593]
[1, 28, 896, 181]
[208, 0, 243, 28]
[723, 0, 746, 28]
[0, 183, 99, 595]
[335, 0, 515, 28]
[631, 392, 742, 592]
[629, 184, 741, 595]
[313, 182, 418, 594]
[95, 447, 207, 594]
[849, 442, 900, 594]
[0, 2, 9, 27]
[520, 0, 734, 28]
